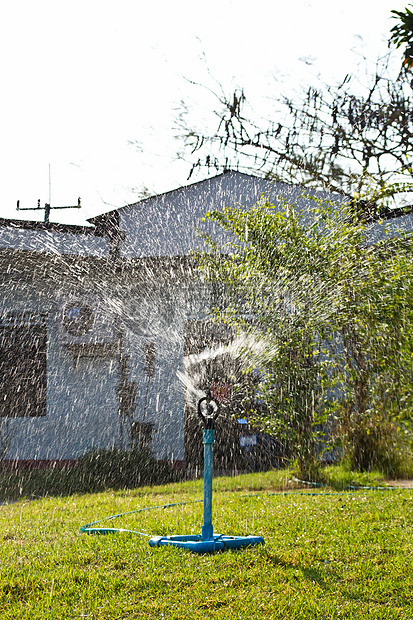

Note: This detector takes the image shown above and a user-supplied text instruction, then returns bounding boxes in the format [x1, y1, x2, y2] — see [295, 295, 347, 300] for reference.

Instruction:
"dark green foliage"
[74, 447, 179, 491]
[390, 5, 413, 69]
[338, 409, 409, 476]
[197, 198, 413, 476]
[0, 448, 180, 501]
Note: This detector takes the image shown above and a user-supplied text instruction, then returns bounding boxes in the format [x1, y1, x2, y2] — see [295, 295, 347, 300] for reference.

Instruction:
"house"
[0, 171, 412, 469]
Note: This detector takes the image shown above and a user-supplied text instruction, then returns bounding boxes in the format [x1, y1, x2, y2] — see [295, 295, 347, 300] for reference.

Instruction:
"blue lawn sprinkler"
[149, 391, 265, 553]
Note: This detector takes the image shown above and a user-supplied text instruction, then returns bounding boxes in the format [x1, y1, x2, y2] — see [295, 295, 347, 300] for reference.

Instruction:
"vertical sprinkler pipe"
[202, 428, 215, 540]
[197, 392, 220, 540]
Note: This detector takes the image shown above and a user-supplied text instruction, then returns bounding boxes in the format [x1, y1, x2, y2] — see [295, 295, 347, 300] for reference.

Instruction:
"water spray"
[148, 389, 265, 553]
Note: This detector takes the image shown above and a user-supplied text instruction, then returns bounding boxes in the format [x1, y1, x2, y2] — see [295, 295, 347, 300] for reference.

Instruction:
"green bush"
[74, 447, 179, 492]
[0, 448, 180, 501]
[336, 410, 413, 477]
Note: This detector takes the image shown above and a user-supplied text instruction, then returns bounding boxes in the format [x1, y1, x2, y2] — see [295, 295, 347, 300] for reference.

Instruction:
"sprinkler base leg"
[149, 533, 265, 553]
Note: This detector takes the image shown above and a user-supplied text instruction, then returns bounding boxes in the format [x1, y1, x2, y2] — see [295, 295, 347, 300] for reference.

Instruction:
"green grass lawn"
[0, 470, 412, 619]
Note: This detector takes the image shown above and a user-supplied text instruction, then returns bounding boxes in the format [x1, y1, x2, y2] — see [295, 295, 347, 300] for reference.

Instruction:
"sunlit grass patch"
[1, 456, 405, 505]
[305, 464, 387, 489]
[0, 470, 412, 619]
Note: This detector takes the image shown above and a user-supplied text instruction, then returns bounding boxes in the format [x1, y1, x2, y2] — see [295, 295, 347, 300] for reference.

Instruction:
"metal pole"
[202, 428, 214, 541]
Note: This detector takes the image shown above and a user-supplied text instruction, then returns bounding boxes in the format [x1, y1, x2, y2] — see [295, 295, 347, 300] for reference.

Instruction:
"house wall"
[2, 172, 412, 465]
[118, 171, 335, 258]
[120, 173, 413, 257]
[0, 268, 120, 460]
[367, 213, 413, 243]
[0, 227, 109, 257]
[112, 271, 212, 461]
[0, 251, 210, 462]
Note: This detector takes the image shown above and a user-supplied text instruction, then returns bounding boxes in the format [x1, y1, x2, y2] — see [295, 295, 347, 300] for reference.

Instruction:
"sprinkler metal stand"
[149, 392, 265, 553]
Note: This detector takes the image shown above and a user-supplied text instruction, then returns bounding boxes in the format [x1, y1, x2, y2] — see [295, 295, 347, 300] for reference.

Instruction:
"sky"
[0, 0, 407, 226]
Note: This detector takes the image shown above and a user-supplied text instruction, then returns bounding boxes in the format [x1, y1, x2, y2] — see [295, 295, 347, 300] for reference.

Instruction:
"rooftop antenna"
[16, 165, 82, 224]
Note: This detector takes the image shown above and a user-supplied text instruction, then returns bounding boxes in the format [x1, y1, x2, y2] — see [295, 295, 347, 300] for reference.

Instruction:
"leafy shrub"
[337, 410, 413, 477]
[0, 448, 180, 501]
[74, 447, 179, 492]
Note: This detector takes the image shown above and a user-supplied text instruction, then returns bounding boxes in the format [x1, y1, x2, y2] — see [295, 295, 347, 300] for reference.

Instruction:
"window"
[0, 313, 47, 417]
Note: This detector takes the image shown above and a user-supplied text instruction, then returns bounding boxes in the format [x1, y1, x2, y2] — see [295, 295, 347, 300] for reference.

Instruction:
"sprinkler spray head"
[197, 390, 220, 429]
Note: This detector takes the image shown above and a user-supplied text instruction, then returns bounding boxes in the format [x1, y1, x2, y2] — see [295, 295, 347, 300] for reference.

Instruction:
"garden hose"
[79, 483, 402, 539]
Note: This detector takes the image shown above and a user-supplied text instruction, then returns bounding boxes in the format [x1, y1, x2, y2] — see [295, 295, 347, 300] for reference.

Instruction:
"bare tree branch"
[175, 52, 413, 212]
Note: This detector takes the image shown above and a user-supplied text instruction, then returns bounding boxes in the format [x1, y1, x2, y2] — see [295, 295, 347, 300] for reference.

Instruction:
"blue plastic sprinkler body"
[149, 391, 265, 553]
[202, 427, 215, 541]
